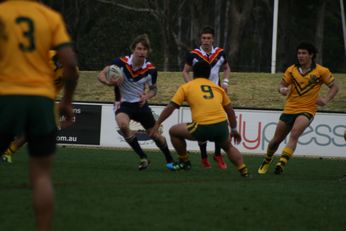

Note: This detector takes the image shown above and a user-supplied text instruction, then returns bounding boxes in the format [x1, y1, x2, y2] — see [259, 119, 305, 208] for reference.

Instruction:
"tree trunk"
[315, 0, 328, 64]
[214, 0, 222, 46]
[227, 0, 254, 68]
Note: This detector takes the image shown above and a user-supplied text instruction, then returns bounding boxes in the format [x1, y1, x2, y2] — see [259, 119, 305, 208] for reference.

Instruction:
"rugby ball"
[107, 64, 124, 82]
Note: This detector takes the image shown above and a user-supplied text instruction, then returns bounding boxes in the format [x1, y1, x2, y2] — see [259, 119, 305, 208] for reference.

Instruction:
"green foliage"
[43, 0, 346, 72]
[1, 147, 346, 230]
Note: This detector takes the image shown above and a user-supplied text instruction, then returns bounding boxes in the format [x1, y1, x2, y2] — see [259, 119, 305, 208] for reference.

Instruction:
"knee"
[118, 123, 130, 135]
[149, 132, 159, 141]
[169, 127, 179, 137]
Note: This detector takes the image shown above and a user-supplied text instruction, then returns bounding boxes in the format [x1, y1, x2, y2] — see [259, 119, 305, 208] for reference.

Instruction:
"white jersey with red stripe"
[186, 46, 228, 85]
[111, 55, 157, 103]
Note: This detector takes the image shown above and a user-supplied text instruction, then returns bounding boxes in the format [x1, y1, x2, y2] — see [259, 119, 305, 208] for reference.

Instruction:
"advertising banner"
[59, 102, 345, 157]
[57, 103, 102, 145]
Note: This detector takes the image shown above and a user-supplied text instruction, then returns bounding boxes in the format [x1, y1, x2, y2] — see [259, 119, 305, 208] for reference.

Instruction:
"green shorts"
[279, 112, 314, 127]
[187, 120, 229, 143]
[0, 95, 57, 136]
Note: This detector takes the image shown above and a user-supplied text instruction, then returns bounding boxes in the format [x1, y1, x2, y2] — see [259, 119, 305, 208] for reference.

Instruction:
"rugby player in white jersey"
[97, 34, 175, 170]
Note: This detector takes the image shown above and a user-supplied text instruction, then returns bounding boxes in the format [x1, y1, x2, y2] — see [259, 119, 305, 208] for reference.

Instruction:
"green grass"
[70, 71, 346, 112]
[1, 147, 346, 231]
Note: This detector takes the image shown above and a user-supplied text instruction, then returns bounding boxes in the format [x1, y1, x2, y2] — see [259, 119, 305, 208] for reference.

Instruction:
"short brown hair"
[130, 34, 151, 52]
[200, 26, 215, 37]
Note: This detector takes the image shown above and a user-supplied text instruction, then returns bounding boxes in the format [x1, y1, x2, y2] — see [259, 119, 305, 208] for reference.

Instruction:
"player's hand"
[148, 123, 159, 137]
[108, 76, 124, 86]
[316, 97, 328, 106]
[139, 93, 148, 107]
[279, 87, 289, 96]
[221, 83, 229, 93]
[230, 130, 241, 145]
[59, 102, 75, 129]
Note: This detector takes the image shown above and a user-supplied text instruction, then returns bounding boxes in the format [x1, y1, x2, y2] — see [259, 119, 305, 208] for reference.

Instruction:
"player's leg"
[27, 133, 55, 231]
[116, 109, 149, 170]
[258, 119, 291, 174]
[140, 106, 174, 168]
[220, 140, 248, 177]
[147, 127, 175, 169]
[26, 96, 57, 231]
[0, 133, 13, 164]
[29, 155, 54, 231]
[215, 122, 248, 176]
[274, 114, 312, 174]
[2, 135, 26, 163]
[169, 123, 195, 170]
[213, 142, 227, 169]
[198, 141, 211, 168]
[0, 96, 20, 164]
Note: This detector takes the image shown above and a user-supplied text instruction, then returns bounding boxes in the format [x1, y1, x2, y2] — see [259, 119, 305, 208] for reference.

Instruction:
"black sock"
[214, 143, 221, 156]
[125, 136, 147, 159]
[153, 137, 173, 163]
[199, 142, 208, 159]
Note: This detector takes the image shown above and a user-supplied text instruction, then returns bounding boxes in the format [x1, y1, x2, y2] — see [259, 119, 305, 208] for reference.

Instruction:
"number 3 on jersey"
[16, 17, 35, 52]
[201, 85, 214, 99]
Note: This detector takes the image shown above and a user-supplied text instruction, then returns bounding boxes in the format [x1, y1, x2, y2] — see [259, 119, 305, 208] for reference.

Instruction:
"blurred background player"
[0, 1, 79, 230]
[258, 42, 339, 175]
[1, 50, 77, 164]
[97, 34, 175, 171]
[152, 61, 248, 176]
[182, 26, 231, 169]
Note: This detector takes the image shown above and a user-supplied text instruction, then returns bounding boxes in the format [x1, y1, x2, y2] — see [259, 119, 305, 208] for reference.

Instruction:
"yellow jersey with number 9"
[171, 78, 231, 125]
[0, 0, 71, 99]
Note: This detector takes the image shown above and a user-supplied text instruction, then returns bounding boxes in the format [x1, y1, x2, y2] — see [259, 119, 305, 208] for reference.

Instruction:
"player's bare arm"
[316, 81, 339, 106]
[182, 64, 192, 82]
[58, 47, 79, 128]
[278, 79, 289, 96]
[223, 103, 241, 144]
[139, 84, 157, 107]
[150, 102, 178, 136]
[221, 63, 231, 92]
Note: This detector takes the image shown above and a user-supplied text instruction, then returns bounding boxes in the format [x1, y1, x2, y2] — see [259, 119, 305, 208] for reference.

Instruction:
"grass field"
[1, 146, 346, 231]
[72, 71, 346, 112]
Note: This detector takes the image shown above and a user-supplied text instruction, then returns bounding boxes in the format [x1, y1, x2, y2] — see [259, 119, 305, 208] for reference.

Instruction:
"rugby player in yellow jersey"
[1, 50, 70, 164]
[151, 60, 248, 176]
[258, 42, 339, 175]
[0, 1, 79, 230]
[182, 26, 231, 169]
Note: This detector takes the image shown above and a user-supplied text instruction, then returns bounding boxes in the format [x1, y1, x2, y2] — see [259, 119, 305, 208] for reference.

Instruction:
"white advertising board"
[98, 103, 345, 157]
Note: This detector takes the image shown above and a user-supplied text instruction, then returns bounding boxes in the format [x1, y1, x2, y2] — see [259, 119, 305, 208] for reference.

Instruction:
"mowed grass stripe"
[1, 146, 346, 231]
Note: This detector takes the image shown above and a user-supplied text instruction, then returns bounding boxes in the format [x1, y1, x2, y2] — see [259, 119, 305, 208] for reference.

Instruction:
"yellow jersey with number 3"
[171, 78, 231, 125]
[282, 64, 335, 115]
[0, 0, 71, 99]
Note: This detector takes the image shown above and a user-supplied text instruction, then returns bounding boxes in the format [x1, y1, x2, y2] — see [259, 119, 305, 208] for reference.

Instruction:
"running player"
[1, 50, 74, 163]
[97, 34, 175, 170]
[0, 1, 79, 230]
[258, 42, 339, 175]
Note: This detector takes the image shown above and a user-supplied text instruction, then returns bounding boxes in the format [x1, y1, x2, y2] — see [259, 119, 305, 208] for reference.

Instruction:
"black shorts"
[279, 112, 314, 127]
[0, 96, 57, 156]
[116, 102, 156, 129]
